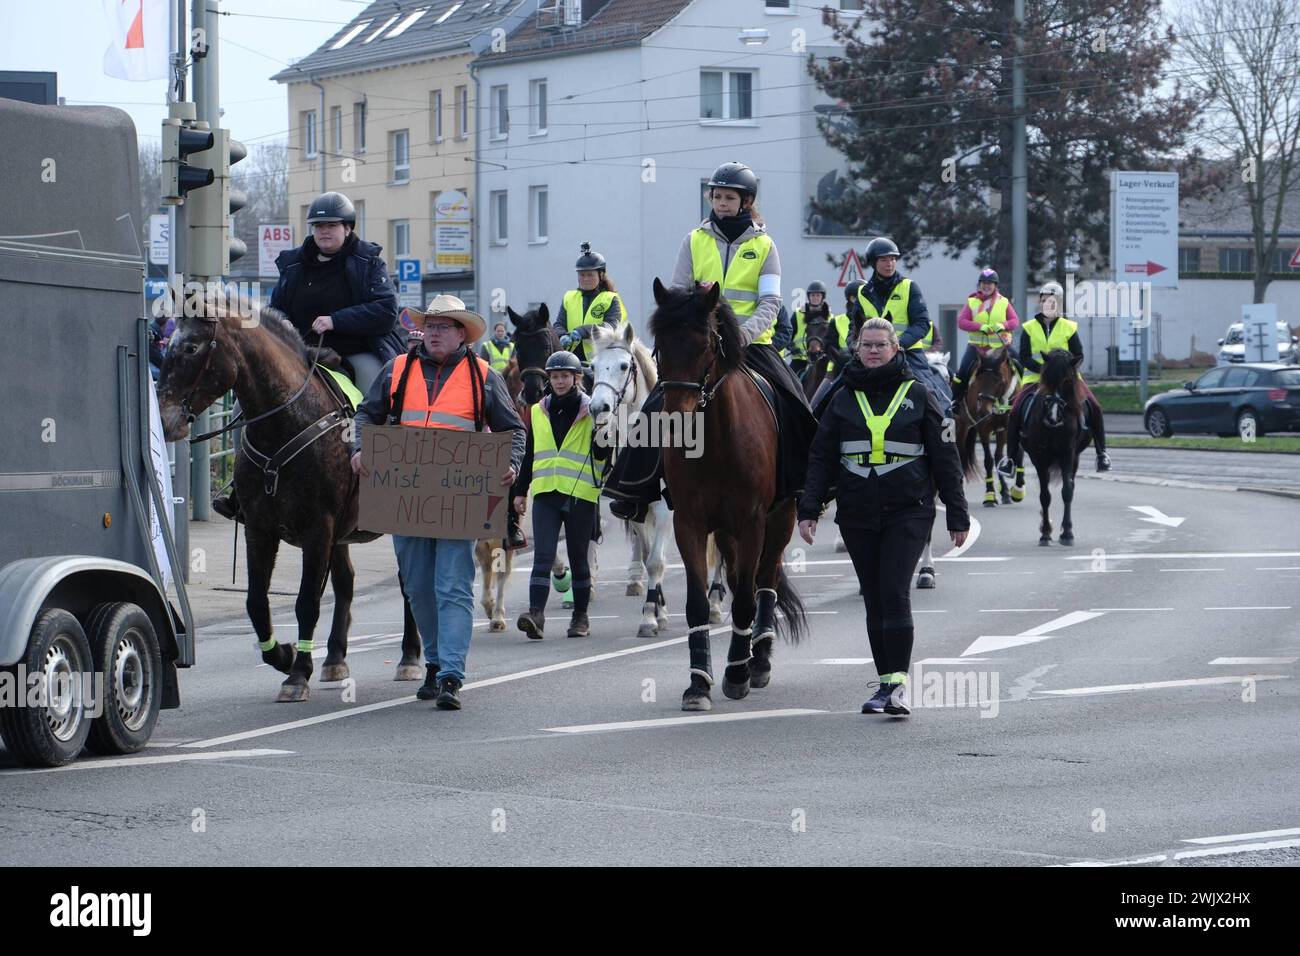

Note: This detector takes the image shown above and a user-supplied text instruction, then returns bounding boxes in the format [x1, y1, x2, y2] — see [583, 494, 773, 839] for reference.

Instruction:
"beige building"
[272, 0, 531, 310]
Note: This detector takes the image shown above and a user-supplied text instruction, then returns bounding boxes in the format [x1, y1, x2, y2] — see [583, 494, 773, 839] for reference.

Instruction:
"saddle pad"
[319, 366, 363, 409]
[741, 364, 779, 425]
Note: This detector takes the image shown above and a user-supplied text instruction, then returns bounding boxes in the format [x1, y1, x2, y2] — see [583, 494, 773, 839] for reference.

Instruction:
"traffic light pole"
[167, 0, 193, 570]
[188, 0, 216, 520]
[1011, 0, 1028, 324]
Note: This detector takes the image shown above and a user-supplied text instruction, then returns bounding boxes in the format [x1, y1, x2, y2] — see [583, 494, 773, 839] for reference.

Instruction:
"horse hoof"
[562, 598, 574, 610]
[626, 581, 644, 596]
[721, 675, 751, 700]
[276, 680, 310, 703]
[983, 499, 998, 508]
[917, 569, 936, 589]
[1039, 538, 1051, 546]
[489, 620, 506, 632]
[681, 690, 712, 712]
[749, 662, 772, 689]
[1059, 534, 1074, 546]
[708, 608, 723, 625]
[834, 537, 848, 553]
[636, 622, 658, 639]
[319, 662, 349, 683]
[394, 663, 424, 681]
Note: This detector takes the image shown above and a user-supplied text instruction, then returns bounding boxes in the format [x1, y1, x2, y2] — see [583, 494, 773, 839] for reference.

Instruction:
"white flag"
[102, 0, 169, 82]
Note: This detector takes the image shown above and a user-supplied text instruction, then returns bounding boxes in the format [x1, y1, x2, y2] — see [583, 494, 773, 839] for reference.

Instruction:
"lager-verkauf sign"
[357, 425, 511, 539]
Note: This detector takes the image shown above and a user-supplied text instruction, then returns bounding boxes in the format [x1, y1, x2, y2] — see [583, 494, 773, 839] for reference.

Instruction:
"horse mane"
[649, 285, 743, 372]
[251, 306, 344, 371]
[591, 324, 659, 389]
[1039, 349, 1080, 412]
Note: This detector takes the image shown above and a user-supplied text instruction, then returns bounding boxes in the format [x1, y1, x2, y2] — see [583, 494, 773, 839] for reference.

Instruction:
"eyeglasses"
[424, 322, 459, 333]
[860, 342, 892, 351]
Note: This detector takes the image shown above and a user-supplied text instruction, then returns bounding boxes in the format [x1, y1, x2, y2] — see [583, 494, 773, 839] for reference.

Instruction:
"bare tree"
[137, 140, 162, 251]
[232, 142, 290, 278]
[1180, 0, 1300, 303]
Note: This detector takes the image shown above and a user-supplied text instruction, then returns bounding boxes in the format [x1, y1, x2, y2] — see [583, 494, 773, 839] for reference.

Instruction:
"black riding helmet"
[977, 267, 999, 286]
[306, 191, 356, 226]
[864, 236, 901, 268]
[545, 351, 584, 373]
[706, 161, 759, 198]
[574, 241, 606, 272]
[807, 280, 828, 295]
[844, 279, 865, 301]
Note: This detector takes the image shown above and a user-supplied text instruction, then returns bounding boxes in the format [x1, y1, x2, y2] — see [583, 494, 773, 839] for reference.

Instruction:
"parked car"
[1144, 363, 1300, 439]
[1217, 320, 1297, 365]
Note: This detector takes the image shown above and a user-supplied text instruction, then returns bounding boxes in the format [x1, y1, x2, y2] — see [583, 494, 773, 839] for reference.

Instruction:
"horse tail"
[960, 421, 981, 481]
[774, 565, 808, 646]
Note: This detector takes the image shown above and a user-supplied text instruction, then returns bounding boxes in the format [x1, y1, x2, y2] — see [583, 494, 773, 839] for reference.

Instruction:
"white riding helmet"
[1039, 281, 1064, 298]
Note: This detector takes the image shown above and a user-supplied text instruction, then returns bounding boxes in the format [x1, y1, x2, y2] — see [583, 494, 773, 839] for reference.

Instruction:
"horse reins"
[658, 327, 730, 411]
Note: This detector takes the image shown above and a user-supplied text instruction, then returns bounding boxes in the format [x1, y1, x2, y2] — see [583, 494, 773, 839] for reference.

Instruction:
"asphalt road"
[2, 478, 1297, 867]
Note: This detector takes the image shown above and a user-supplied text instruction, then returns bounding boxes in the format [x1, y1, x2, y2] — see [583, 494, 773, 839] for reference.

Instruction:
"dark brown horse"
[650, 279, 807, 711]
[957, 346, 1021, 506]
[157, 305, 423, 701]
[507, 304, 560, 407]
[799, 315, 835, 402]
[1016, 349, 1091, 545]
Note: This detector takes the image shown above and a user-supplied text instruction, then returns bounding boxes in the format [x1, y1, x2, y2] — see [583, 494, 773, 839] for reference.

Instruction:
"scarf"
[709, 208, 753, 245]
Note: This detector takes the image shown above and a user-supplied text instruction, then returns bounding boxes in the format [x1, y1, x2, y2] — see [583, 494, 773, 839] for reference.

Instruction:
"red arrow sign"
[1124, 261, 1167, 276]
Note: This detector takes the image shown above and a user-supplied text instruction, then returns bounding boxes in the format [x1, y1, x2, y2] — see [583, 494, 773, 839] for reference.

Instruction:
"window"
[700, 178, 712, 221]
[1222, 366, 1258, 388]
[1178, 247, 1200, 273]
[365, 15, 398, 42]
[300, 204, 311, 235]
[1195, 367, 1227, 389]
[1275, 369, 1300, 387]
[430, 89, 443, 143]
[386, 7, 428, 38]
[301, 110, 318, 158]
[840, 0, 865, 10]
[392, 219, 411, 257]
[490, 190, 508, 244]
[391, 129, 410, 183]
[490, 85, 509, 139]
[353, 101, 367, 152]
[765, 0, 791, 8]
[455, 86, 468, 138]
[331, 20, 371, 49]
[530, 79, 548, 135]
[529, 186, 548, 242]
[1219, 248, 1253, 272]
[353, 200, 365, 237]
[436, 1, 463, 23]
[1271, 247, 1296, 272]
[700, 70, 755, 121]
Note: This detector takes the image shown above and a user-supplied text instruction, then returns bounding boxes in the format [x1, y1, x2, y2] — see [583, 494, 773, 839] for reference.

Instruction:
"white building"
[472, 0, 980, 348]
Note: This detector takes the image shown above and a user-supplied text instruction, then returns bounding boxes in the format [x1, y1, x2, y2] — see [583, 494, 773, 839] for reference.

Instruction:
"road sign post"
[396, 257, 422, 310]
[1241, 303, 1278, 364]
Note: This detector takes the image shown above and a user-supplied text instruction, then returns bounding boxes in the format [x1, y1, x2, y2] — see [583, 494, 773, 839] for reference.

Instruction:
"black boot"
[518, 608, 545, 640]
[567, 611, 590, 638]
[415, 664, 439, 701]
[505, 509, 527, 550]
[609, 497, 649, 523]
[435, 676, 462, 710]
[212, 490, 243, 522]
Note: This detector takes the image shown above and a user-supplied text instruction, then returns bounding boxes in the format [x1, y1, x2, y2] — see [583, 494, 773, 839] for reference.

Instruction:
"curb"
[1078, 471, 1300, 499]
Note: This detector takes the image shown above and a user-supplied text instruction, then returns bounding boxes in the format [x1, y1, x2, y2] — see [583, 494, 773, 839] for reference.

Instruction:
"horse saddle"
[740, 365, 779, 426]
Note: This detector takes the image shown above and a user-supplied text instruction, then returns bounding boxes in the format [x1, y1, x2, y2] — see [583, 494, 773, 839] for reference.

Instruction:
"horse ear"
[652, 277, 668, 305]
[506, 307, 519, 326]
[702, 281, 721, 312]
[621, 322, 634, 345]
[536, 302, 549, 323]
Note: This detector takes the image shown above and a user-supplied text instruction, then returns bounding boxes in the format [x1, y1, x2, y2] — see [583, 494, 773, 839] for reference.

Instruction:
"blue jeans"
[392, 535, 476, 682]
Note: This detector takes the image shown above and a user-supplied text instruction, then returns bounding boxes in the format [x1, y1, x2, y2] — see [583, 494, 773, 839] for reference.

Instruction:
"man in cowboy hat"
[351, 294, 525, 710]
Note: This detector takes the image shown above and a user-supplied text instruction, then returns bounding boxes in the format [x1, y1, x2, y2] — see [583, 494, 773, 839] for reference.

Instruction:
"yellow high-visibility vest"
[529, 402, 604, 503]
[858, 279, 932, 350]
[966, 295, 1010, 348]
[1021, 316, 1079, 386]
[689, 228, 775, 345]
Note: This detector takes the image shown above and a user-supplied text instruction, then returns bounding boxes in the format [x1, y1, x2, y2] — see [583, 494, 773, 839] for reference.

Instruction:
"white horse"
[588, 323, 671, 639]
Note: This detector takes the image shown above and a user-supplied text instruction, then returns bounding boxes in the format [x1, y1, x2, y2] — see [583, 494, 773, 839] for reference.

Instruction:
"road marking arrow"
[961, 610, 1104, 656]
[1129, 505, 1185, 527]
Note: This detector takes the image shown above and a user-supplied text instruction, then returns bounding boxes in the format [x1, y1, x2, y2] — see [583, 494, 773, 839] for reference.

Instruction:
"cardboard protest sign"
[357, 425, 512, 540]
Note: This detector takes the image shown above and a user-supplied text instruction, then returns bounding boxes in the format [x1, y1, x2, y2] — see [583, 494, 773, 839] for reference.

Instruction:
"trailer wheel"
[84, 603, 161, 756]
[0, 609, 94, 767]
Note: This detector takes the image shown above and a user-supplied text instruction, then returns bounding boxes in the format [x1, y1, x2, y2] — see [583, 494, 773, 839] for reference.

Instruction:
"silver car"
[1217, 320, 1298, 364]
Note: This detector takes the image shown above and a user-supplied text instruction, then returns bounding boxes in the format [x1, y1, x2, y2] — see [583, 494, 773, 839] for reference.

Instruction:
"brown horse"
[158, 305, 423, 702]
[650, 279, 807, 711]
[957, 346, 1021, 506]
[799, 315, 835, 402]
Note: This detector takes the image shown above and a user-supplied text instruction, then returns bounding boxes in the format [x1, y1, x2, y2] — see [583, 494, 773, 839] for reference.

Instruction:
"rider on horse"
[604, 161, 817, 522]
[553, 242, 629, 364]
[785, 280, 849, 375]
[1000, 281, 1111, 476]
[479, 320, 515, 373]
[212, 190, 402, 522]
[951, 267, 1021, 412]
[511, 350, 610, 642]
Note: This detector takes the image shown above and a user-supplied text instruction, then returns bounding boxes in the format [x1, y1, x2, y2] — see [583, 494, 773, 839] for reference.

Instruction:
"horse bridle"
[589, 342, 638, 410]
[658, 326, 729, 410]
[962, 351, 1014, 429]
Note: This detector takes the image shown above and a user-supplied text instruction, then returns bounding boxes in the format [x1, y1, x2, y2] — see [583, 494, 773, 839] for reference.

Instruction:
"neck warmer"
[709, 208, 753, 244]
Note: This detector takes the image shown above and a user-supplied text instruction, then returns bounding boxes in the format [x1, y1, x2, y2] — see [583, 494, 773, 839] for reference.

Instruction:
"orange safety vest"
[389, 351, 490, 430]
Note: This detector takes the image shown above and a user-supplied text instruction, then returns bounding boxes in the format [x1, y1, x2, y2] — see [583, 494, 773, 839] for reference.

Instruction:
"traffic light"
[188, 128, 248, 277]
[160, 114, 214, 205]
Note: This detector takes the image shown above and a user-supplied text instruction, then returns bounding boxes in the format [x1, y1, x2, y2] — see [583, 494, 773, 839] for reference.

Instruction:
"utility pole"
[1012, 0, 1028, 323]
[189, 0, 215, 520]
[168, 0, 192, 569]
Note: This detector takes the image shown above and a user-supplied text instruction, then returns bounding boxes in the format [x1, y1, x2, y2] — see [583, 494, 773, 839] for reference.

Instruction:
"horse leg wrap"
[754, 588, 778, 644]
[727, 626, 753, 666]
[649, 584, 665, 609]
[688, 625, 714, 685]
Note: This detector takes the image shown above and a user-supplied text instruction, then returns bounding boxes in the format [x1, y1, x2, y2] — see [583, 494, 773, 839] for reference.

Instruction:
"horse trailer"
[0, 98, 194, 766]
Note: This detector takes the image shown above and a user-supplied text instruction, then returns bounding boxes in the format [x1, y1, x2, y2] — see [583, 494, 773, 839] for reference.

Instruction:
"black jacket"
[799, 353, 969, 532]
[1018, 313, 1084, 374]
[352, 345, 525, 471]
[270, 234, 403, 361]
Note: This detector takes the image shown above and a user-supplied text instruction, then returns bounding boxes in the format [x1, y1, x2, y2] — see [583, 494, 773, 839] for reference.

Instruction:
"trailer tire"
[0, 609, 94, 767]
[84, 603, 162, 756]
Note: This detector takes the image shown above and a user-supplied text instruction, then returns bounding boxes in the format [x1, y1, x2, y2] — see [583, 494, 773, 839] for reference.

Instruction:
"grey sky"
[0, 0, 364, 146]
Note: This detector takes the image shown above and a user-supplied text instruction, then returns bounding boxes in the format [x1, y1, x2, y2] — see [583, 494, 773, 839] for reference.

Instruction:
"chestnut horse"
[158, 306, 423, 702]
[957, 346, 1021, 507]
[650, 279, 807, 711]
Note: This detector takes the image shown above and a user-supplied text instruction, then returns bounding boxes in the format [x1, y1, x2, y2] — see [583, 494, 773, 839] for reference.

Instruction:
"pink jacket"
[958, 290, 1020, 332]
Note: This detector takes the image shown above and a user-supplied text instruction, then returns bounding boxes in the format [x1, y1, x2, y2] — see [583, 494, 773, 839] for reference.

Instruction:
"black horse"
[1014, 349, 1092, 546]
[507, 304, 561, 406]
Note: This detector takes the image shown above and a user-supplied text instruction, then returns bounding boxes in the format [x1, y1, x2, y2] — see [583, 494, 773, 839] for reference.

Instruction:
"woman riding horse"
[553, 241, 629, 366]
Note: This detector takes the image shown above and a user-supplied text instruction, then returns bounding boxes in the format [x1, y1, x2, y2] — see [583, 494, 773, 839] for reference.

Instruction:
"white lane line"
[181, 625, 733, 750]
[1205, 606, 1291, 611]
[1063, 854, 1170, 868]
[665, 557, 1011, 569]
[1257, 566, 1300, 571]
[916, 657, 992, 664]
[1063, 569, 1133, 574]
[2, 749, 292, 774]
[1210, 657, 1298, 666]
[818, 658, 872, 665]
[1158, 567, 1224, 573]
[969, 571, 1036, 576]
[1128, 505, 1185, 528]
[962, 610, 1104, 656]
[978, 608, 1059, 613]
[1182, 827, 1300, 845]
[1174, 839, 1300, 860]
[939, 505, 981, 558]
[1063, 551, 1300, 561]
[806, 610, 839, 615]
[1089, 607, 1173, 612]
[543, 708, 825, 735]
[1039, 675, 1289, 697]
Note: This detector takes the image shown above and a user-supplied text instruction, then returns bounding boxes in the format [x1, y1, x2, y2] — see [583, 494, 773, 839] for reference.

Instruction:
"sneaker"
[884, 683, 911, 716]
[415, 664, 439, 701]
[211, 492, 243, 523]
[567, 612, 590, 638]
[517, 609, 545, 640]
[435, 677, 462, 710]
[862, 683, 893, 714]
[609, 499, 648, 523]
[1096, 451, 1111, 472]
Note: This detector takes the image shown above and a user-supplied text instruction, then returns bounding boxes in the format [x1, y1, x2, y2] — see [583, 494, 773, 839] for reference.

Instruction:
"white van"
[1217, 320, 1297, 365]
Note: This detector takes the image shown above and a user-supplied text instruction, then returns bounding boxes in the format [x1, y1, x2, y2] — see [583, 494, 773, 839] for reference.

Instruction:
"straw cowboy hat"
[409, 294, 486, 342]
